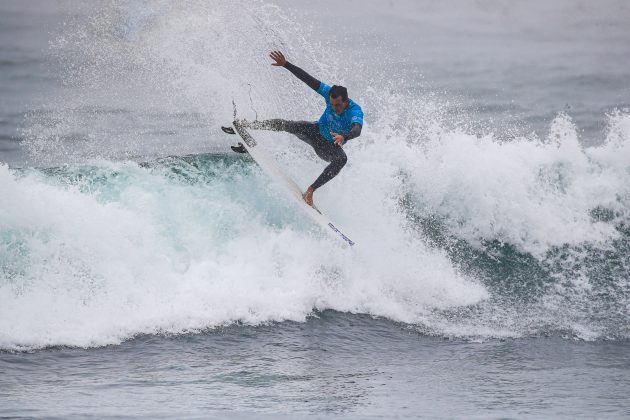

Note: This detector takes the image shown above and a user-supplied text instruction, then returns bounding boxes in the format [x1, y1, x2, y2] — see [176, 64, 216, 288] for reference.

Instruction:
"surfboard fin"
[230, 142, 247, 154]
[221, 126, 236, 135]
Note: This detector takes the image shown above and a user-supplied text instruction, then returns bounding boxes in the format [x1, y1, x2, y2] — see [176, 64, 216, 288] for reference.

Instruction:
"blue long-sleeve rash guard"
[284, 61, 363, 143]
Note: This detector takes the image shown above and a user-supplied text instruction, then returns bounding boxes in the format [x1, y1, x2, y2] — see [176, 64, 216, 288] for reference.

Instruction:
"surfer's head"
[329, 85, 349, 114]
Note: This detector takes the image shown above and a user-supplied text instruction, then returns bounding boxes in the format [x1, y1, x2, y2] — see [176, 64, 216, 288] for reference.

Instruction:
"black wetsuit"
[247, 62, 362, 191]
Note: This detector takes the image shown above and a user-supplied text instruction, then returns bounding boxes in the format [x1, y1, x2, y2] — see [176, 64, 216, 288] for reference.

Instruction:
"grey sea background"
[1, 1, 630, 418]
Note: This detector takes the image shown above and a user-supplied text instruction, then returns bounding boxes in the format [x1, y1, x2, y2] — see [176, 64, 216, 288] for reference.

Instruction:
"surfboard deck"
[227, 119, 355, 247]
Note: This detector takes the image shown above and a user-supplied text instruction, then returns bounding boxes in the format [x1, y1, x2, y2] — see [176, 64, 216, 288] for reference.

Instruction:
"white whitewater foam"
[5, 0, 629, 349]
[0, 159, 487, 350]
[389, 112, 630, 256]
[4, 107, 628, 349]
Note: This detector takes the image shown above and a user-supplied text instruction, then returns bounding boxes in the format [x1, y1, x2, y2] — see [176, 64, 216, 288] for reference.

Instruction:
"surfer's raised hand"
[270, 51, 287, 67]
[331, 132, 344, 146]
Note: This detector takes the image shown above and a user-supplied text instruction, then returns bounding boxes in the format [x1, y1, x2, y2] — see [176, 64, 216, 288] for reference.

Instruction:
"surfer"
[243, 51, 364, 206]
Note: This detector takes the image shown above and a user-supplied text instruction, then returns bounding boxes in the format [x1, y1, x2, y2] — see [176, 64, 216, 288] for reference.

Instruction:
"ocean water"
[1, 0, 630, 418]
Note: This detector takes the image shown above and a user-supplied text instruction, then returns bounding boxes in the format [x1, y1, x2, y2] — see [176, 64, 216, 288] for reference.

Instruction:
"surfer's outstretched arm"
[269, 51, 321, 92]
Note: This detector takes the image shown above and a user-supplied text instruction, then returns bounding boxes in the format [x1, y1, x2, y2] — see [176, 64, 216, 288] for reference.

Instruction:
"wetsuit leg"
[246, 119, 347, 190]
[309, 140, 348, 190]
[245, 119, 317, 142]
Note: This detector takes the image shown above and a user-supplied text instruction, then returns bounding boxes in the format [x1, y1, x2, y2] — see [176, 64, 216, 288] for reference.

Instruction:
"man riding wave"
[242, 51, 364, 206]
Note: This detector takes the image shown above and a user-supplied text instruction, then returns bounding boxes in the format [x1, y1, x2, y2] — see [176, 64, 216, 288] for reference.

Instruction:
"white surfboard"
[231, 119, 355, 247]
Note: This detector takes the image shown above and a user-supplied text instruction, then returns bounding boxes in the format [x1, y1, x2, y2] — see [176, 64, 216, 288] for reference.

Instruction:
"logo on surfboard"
[328, 222, 355, 247]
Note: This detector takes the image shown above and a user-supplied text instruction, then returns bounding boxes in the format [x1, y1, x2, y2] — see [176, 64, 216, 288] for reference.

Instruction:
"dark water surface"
[3, 312, 630, 418]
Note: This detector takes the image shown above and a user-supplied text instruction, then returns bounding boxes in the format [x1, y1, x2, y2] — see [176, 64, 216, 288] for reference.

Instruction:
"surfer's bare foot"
[303, 186, 314, 206]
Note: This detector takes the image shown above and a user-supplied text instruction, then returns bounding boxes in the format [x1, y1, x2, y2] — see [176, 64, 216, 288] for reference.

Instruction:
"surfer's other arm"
[269, 51, 321, 91]
[331, 123, 362, 145]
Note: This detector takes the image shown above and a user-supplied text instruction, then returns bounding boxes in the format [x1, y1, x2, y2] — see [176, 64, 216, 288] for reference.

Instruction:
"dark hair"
[329, 85, 348, 101]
